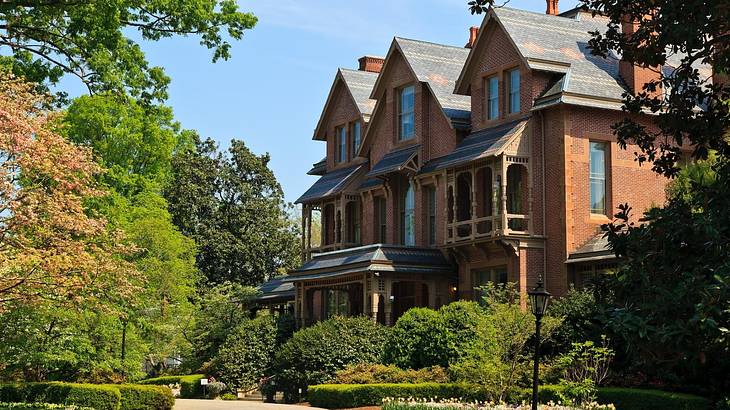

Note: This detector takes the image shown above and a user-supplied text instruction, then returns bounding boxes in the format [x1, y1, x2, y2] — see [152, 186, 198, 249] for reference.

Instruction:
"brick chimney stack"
[465, 26, 479, 48]
[619, 15, 662, 96]
[358, 56, 384, 73]
[546, 0, 559, 15]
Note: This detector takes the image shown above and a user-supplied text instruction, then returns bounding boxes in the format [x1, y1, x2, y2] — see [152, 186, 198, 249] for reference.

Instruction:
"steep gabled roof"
[370, 37, 471, 122]
[313, 68, 378, 141]
[295, 163, 366, 204]
[456, 7, 712, 111]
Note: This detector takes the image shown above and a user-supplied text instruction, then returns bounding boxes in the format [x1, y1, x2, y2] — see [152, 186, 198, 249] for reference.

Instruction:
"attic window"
[399, 85, 415, 140]
[508, 68, 521, 114]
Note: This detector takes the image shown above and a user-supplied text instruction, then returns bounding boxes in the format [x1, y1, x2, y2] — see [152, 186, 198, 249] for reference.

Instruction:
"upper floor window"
[400, 180, 415, 246]
[486, 76, 499, 120]
[375, 196, 387, 243]
[590, 142, 607, 214]
[425, 186, 437, 246]
[350, 121, 361, 158]
[399, 85, 415, 140]
[336, 126, 347, 163]
[508, 68, 520, 114]
[346, 201, 361, 244]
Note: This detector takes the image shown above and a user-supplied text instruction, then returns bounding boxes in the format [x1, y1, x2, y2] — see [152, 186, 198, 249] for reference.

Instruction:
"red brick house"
[258, 2, 710, 327]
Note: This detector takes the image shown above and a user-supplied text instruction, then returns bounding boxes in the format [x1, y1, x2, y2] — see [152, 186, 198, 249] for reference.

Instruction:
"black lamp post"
[528, 277, 551, 410]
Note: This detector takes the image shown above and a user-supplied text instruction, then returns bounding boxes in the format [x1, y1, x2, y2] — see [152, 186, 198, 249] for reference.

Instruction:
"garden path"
[174, 399, 326, 410]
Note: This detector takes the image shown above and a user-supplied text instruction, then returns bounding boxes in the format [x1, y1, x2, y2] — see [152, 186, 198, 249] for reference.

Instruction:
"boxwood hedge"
[103, 385, 174, 410]
[0, 383, 120, 410]
[307, 383, 713, 410]
[137, 374, 205, 399]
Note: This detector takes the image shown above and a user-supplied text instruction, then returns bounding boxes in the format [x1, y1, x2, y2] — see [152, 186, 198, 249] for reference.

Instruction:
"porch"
[285, 244, 456, 327]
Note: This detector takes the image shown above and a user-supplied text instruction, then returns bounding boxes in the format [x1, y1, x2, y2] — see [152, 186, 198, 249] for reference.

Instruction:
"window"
[486, 76, 499, 120]
[590, 142, 607, 214]
[346, 201, 361, 244]
[375, 196, 387, 243]
[508, 68, 520, 114]
[400, 180, 415, 246]
[350, 121, 361, 158]
[336, 126, 347, 163]
[399, 85, 415, 140]
[426, 186, 437, 246]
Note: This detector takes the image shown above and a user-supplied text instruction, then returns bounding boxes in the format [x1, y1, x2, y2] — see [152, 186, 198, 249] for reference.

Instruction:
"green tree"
[0, 0, 257, 102]
[165, 135, 300, 286]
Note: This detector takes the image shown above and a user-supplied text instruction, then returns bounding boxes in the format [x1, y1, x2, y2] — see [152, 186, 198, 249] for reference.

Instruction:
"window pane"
[428, 187, 436, 245]
[401, 85, 414, 112]
[509, 69, 520, 113]
[401, 112, 414, 139]
[590, 142, 607, 214]
[402, 181, 415, 246]
[400, 86, 415, 140]
[351, 121, 361, 157]
[488, 77, 499, 120]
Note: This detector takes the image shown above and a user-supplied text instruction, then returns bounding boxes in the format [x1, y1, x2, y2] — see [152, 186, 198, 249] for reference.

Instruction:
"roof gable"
[312, 68, 377, 141]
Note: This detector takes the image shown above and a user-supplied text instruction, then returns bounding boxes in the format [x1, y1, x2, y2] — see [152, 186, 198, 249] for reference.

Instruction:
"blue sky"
[74, 0, 555, 202]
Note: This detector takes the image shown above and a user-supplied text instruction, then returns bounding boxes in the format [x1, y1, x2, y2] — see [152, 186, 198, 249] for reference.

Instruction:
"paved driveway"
[175, 399, 326, 410]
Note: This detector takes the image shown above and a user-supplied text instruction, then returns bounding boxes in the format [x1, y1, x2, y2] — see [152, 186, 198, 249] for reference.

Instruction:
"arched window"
[401, 180, 415, 246]
[456, 172, 472, 222]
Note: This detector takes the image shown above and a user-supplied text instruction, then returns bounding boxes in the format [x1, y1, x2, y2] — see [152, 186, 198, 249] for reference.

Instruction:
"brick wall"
[323, 78, 368, 171]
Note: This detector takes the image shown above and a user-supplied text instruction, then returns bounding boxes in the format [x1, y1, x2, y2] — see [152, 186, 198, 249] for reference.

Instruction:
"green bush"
[220, 393, 238, 401]
[0, 403, 93, 410]
[307, 383, 509, 408]
[138, 374, 205, 399]
[596, 387, 712, 410]
[0, 383, 121, 410]
[212, 315, 276, 390]
[272, 316, 389, 402]
[334, 363, 449, 384]
[383, 308, 450, 369]
[105, 385, 174, 410]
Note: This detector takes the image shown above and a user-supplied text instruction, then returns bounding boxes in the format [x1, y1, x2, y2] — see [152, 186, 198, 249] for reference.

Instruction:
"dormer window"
[336, 126, 347, 163]
[351, 121, 361, 158]
[398, 85, 415, 140]
[486, 75, 499, 120]
[508, 68, 520, 114]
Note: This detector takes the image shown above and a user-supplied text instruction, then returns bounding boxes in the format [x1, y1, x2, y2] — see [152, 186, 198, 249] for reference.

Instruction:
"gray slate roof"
[357, 177, 384, 191]
[393, 37, 472, 120]
[286, 244, 454, 282]
[296, 163, 366, 204]
[255, 277, 295, 304]
[420, 119, 528, 174]
[340, 68, 378, 116]
[366, 144, 420, 178]
[566, 233, 616, 263]
[307, 157, 327, 176]
[490, 7, 712, 108]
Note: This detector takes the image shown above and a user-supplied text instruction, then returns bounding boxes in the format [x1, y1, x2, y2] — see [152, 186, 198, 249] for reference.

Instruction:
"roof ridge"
[339, 67, 379, 75]
[395, 36, 468, 51]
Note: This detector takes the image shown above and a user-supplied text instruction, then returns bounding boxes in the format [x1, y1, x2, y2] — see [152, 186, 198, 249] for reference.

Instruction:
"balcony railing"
[446, 213, 530, 244]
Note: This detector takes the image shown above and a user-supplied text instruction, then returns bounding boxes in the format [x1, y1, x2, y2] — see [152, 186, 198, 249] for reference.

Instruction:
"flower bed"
[381, 398, 614, 410]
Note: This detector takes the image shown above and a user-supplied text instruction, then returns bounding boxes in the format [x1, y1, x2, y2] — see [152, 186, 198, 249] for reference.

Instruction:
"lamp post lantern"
[528, 276, 551, 410]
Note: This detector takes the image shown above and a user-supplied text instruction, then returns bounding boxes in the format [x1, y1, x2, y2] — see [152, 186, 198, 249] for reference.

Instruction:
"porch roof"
[255, 277, 295, 304]
[565, 234, 616, 264]
[285, 244, 454, 282]
[419, 119, 528, 174]
[366, 144, 420, 178]
[296, 163, 366, 204]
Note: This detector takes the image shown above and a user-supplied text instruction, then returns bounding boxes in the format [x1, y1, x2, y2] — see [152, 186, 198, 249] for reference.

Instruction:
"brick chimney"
[546, 0, 559, 15]
[619, 15, 662, 96]
[465, 26, 479, 48]
[358, 56, 384, 73]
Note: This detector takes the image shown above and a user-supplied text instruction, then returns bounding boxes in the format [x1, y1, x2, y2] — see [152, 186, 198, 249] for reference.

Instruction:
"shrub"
[0, 404, 93, 410]
[334, 364, 449, 384]
[212, 315, 276, 391]
[596, 387, 712, 410]
[108, 385, 174, 410]
[220, 393, 238, 401]
[272, 316, 389, 402]
[383, 308, 450, 369]
[0, 383, 121, 410]
[138, 374, 204, 399]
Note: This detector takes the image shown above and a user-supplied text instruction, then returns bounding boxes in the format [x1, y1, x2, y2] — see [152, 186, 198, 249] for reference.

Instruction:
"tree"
[165, 135, 300, 286]
[0, 71, 137, 309]
[0, 0, 257, 102]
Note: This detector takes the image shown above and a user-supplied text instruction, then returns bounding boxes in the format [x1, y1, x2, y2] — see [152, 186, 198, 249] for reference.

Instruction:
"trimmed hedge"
[0, 404, 93, 410]
[308, 383, 713, 410]
[0, 383, 121, 410]
[138, 375, 205, 399]
[103, 385, 174, 410]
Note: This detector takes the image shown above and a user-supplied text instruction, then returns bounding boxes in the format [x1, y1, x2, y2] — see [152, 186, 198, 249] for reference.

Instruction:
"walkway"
[175, 399, 326, 410]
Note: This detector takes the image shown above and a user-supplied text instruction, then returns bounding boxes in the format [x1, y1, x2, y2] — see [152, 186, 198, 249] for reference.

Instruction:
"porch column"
[370, 292, 380, 323]
[301, 205, 306, 261]
[501, 158, 509, 234]
[383, 279, 393, 326]
[306, 206, 313, 259]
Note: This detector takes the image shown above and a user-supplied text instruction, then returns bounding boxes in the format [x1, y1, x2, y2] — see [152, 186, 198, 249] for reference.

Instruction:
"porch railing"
[446, 213, 529, 244]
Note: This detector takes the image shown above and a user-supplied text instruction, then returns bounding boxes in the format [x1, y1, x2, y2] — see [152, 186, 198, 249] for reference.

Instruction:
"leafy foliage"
[333, 363, 449, 385]
[271, 316, 389, 402]
[0, 0, 257, 102]
[212, 315, 277, 391]
[165, 135, 300, 285]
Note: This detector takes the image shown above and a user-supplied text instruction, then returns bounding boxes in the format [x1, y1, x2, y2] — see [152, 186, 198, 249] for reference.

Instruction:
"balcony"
[301, 194, 362, 261]
[445, 155, 531, 244]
